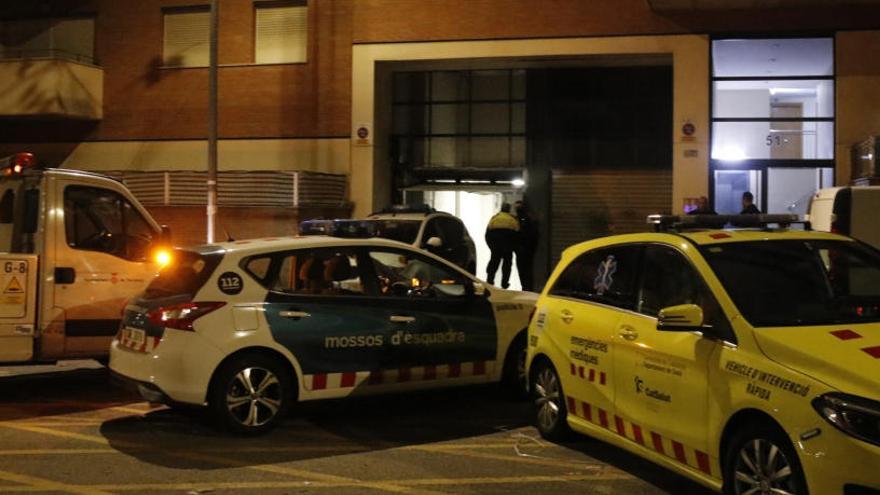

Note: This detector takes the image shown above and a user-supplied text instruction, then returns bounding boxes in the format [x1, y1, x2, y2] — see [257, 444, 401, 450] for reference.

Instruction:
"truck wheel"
[531, 360, 570, 441]
[209, 353, 293, 435]
[723, 422, 808, 495]
[501, 334, 528, 400]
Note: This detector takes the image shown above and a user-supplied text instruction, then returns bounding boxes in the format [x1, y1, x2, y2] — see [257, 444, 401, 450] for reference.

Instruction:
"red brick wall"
[2, 0, 879, 148]
[351, 0, 880, 43]
[96, 0, 353, 140]
[149, 205, 352, 247]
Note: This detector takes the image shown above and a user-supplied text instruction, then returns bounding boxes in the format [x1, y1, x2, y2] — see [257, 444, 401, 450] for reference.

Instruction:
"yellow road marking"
[0, 473, 634, 493]
[0, 440, 551, 456]
[408, 445, 623, 473]
[0, 469, 115, 495]
[0, 422, 446, 495]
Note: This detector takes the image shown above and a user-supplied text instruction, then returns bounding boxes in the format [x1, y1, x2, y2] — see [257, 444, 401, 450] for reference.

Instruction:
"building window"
[163, 7, 210, 68]
[0, 17, 95, 64]
[392, 69, 526, 172]
[711, 37, 835, 215]
[255, 1, 308, 64]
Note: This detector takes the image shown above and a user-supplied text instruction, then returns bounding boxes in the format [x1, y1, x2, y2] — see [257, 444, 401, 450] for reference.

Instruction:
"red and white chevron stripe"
[569, 362, 607, 386]
[567, 395, 715, 477]
[306, 361, 493, 391]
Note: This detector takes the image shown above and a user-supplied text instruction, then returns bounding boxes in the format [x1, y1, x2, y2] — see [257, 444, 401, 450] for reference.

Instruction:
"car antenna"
[223, 227, 234, 242]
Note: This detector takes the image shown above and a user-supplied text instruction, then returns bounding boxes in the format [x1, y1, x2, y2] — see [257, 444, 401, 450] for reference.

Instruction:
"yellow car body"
[527, 229, 880, 494]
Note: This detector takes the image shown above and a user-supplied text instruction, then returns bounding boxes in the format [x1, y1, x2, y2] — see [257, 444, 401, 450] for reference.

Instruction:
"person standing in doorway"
[740, 191, 761, 214]
[485, 203, 519, 289]
[688, 196, 717, 215]
[514, 199, 538, 292]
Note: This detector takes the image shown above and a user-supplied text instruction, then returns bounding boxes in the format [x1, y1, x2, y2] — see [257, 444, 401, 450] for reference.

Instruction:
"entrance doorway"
[404, 189, 522, 290]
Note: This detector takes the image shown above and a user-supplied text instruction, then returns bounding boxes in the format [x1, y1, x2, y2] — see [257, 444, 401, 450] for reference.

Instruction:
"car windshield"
[700, 240, 880, 327]
[332, 219, 421, 244]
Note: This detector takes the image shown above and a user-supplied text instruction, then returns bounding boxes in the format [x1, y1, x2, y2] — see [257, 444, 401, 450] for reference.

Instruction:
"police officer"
[485, 203, 519, 289]
[514, 199, 538, 292]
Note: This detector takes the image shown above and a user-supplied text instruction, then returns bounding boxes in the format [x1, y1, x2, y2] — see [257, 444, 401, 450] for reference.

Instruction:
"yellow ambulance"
[528, 214, 880, 495]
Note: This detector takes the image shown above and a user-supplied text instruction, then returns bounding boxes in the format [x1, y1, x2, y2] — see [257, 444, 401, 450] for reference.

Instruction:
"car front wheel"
[531, 360, 569, 441]
[209, 353, 293, 435]
[723, 423, 809, 495]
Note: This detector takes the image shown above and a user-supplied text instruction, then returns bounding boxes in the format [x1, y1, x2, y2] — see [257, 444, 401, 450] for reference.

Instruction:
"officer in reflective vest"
[485, 203, 519, 289]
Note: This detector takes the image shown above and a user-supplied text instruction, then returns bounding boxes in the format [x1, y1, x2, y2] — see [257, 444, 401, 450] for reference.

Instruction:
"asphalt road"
[0, 362, 714, 495]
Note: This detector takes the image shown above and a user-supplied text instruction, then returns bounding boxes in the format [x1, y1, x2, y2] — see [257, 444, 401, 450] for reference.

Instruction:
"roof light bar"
[647, 214, 807, 232]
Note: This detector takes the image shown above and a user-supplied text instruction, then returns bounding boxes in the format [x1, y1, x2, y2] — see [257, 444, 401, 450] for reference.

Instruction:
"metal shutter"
[255, 2, 307, 64]
[550, 169, 673, 263]
[163, 10, 209, 67]
[112, 170, 347, 208]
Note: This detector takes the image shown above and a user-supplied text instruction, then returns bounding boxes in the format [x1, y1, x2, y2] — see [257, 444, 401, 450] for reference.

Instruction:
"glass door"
[714, 170, 762, 214]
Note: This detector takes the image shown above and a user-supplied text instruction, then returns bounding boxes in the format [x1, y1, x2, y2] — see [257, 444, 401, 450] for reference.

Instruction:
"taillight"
[146, 302, 226, 331]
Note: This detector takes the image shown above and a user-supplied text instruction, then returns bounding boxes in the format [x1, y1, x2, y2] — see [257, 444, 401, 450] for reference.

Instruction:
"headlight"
[812, 393, 880, 447]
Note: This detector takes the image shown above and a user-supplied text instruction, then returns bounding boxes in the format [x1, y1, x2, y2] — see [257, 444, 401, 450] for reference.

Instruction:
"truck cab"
[0, 153, 169, 363]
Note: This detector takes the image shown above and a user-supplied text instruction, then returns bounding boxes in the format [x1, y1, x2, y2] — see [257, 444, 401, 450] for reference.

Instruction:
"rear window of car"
[143, 247, 224, 299]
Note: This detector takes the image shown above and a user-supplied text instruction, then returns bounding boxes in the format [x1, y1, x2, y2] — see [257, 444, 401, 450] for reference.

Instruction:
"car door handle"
[560, 309, 574, 324]
[390, 315, 416, 323]
[619, 325, 639, 341]
[279, 310, 310, 319]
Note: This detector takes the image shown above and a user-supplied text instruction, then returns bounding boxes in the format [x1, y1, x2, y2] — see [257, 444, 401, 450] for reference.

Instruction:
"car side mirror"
[657, 304, 705, 332]
[425, 236, 443, 248]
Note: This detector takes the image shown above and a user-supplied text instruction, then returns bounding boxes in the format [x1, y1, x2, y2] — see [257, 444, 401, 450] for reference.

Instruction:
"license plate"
[122, 327, 145, 347]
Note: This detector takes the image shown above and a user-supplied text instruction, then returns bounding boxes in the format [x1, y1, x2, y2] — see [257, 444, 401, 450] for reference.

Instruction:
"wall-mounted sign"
[354, 123, 372, 146]
[681, 121, 696, 142]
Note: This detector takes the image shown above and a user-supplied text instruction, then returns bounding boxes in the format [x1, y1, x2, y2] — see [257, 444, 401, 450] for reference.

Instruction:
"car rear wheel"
[501, 335, 528, 399]
[723, 422, 808, 495]
[531, 361, 570, 441]
[209, 353, 293, 435]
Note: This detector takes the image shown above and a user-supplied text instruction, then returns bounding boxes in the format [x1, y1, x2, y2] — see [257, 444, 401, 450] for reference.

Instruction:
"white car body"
[110, 236, 535, 431]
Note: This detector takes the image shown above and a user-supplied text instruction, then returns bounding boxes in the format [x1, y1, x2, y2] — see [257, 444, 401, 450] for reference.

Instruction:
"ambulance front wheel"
[722, 421, 808, 495]
[209, 353, 293, 435]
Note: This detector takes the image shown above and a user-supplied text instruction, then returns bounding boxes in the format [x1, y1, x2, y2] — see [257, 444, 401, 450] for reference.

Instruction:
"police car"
[300, 205, 478, 274]
[528, 214, 880, 495]
[110, 236, 535, 434]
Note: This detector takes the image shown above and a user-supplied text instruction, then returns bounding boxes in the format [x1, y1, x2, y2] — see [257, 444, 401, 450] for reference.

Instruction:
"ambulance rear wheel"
[209, 353, 292, 435]
[531, 360, 570, 441]
[723, 422, 808, 495]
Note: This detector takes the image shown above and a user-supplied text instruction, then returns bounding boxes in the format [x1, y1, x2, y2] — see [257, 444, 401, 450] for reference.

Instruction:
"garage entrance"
[389, 59, 674, 289]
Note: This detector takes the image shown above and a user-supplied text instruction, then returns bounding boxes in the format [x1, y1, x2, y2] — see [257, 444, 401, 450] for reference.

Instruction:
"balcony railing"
[0, 48, 98, 66]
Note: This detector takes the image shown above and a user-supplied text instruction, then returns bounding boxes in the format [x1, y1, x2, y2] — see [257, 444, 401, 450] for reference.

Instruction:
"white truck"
[0, 153, 170, 363]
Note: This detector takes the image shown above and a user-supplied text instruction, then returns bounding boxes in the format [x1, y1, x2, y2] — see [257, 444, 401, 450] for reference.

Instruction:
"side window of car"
[64, 186, 156, 261]
[368, 249, 468, 298]
[639, 245, 734, 340]
[251, 248, 365, 296]
[549, 246, 639, 310]
[437, 217, 463, 248]
[122, 200, 156, 261]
